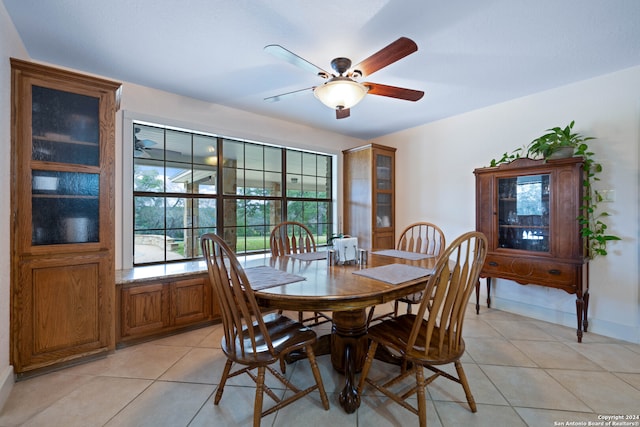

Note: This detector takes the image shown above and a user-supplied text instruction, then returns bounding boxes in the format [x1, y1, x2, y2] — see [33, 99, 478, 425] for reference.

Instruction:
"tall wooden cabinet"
[343, 144, 396, 251]
[10, 58, 121, 374]
[474, 157, 589, 342]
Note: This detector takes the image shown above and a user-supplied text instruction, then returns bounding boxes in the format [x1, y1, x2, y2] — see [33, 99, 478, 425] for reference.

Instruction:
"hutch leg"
[476, 277, 492, 314]
[575, 295, 585, 343]
[583, 290, 590, 332]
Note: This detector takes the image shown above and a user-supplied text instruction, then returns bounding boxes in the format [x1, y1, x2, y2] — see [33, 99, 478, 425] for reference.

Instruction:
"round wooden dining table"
[245, 251, 437, 414]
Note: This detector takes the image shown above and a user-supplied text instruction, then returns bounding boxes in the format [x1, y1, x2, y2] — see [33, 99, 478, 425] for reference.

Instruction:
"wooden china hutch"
[343, 144, 396, 251]
[474, 157, 589, 342]
[10, 59, 121, 375]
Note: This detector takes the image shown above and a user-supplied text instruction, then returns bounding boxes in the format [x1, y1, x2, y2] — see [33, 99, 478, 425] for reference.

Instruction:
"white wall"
[0, 0, 28, 409]
[373, 66, 640, 343]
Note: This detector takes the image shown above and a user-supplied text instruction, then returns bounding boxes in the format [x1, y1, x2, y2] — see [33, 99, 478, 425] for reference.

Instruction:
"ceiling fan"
[133, 127, 181, 158]
[264, 37, 424, 119]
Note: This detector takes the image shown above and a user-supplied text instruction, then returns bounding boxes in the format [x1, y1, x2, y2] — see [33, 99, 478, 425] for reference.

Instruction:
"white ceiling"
[4, 0, 640, 140]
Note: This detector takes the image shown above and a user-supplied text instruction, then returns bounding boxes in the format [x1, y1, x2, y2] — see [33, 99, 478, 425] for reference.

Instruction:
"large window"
[133, 122, 333, 265]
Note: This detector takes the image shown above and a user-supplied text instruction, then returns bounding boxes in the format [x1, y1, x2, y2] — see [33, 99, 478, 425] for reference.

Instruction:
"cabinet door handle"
[548, 269, 561, 275]
[488, 261, 498, 267]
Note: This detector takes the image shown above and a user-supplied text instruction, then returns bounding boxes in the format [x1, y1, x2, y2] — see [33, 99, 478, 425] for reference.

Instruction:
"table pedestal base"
[283, 308, 407, 414]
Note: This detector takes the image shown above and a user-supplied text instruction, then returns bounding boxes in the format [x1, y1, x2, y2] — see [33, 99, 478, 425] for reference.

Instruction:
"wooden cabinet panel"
[121, 283, 168, 337]
[118, 275, 218, 345]
[172, 278, 212, 326]
[13, 252, 113, 373]
[343, 144, 396, 251]
[474, 157, 589, 342]
[10, 59, 120, 374]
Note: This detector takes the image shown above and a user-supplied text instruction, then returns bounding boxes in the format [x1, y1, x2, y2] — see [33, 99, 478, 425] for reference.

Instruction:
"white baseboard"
[0, 365, 14, 412]
[491, 296, 640, 344]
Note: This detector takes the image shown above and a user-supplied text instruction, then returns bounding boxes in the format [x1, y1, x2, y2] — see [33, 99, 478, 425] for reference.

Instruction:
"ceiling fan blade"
[264, 87, 314, 103]
[365, 82, 424, 101]
[336, 108, 350, 119]
[134, 148, 151, 159]
[352, 37, 418, 78]
[265, 44, 331, 78]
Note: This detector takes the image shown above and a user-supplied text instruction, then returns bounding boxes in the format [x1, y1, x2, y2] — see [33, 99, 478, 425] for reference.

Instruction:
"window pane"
[167, 228, 188, 260]
[244, 169, 264, 195]
[223, 139, 244, 168]
[303, 152, 317, 176]
[319, 155, 331, 178]
[134, 230, 166, 264]
[287, 174, 302, 197]
[135, 196, 164, 230]
[264, 172, 281, 196]
[317, 175, 329, 198]
[265, 200, 282, 227]
[245, 143, 263, 170]
[193, 134, 216, 166]
[166, 129, 192, 163]
[134, 124, 164, 160]
[166, 162, 191, 193]
[286, 150, 302, 174]
[134, 162, 164, 192]
[194, 165, 217, 194]
[287, 200, 303, 222]
[302, 176, 318, 198]
[265, 146, 282, 172]
[303, 201, 318, 224]
[197, 198, 217, 228]
[166, 197, 187, 230]
[223, 166, 243, 195]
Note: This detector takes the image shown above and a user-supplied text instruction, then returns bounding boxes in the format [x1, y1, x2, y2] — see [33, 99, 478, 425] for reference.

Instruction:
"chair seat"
[367, 314, 465, 365]
[223, 312, 317, 365]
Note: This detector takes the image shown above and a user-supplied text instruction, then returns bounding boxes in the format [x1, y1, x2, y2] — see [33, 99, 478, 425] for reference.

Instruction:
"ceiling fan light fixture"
[314, 78, 368, 110]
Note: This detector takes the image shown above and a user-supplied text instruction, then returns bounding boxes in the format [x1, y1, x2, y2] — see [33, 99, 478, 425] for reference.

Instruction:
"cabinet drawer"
[482, 254, 578, 291]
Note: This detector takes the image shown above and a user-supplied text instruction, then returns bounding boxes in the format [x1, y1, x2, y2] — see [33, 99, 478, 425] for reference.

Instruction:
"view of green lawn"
[173, 235, 329, 255]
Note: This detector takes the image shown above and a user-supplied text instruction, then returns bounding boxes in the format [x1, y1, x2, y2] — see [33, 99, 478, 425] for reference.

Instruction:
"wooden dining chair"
[368, 222, 446, 324]
[357, 231, 488, 427]
[269, 221, 331, 326]
[201, 233, 330, 427]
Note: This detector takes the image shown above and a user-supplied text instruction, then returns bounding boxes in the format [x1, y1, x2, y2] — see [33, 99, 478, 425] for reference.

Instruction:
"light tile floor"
[2, 303, 640, 427]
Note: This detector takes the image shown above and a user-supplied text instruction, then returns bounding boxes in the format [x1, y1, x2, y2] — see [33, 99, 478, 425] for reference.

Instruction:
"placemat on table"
[353, 263, 434, 285]
[372, 249, 435, 261]
[288, 251, 328, 261]
[245, 265, 306, 290]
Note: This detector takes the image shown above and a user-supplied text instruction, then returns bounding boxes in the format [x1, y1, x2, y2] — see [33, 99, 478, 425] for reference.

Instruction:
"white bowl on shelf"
[32, 176, 58, 191]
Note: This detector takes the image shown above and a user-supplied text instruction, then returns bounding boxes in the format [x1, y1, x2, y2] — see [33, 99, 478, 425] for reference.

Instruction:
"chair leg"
[254, 366, 266, 427]
[393, 300, 400, 317]
[366, 307, 375, 326]
[357, 341, 378, 394]
[406, 302, 412, 315]
[455, 360, 477, 412]
[306, 344, 330, 410]
[215, 359, 233, 404]
[415, 366, 427, 427]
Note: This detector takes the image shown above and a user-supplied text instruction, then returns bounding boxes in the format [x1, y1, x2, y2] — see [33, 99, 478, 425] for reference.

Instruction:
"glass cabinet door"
[375, 153, 393, 228]
[30, 85, 101, 245]
[498, 174, 550, 252]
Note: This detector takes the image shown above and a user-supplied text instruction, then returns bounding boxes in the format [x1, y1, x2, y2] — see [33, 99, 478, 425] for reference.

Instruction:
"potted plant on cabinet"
[526, 120, 594, 160]
[488, 121, 620, 259]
